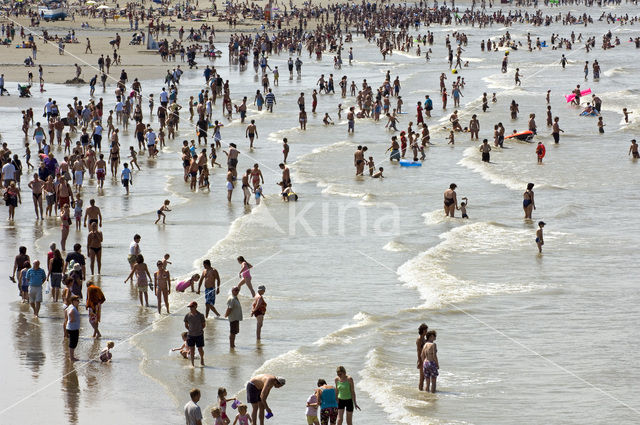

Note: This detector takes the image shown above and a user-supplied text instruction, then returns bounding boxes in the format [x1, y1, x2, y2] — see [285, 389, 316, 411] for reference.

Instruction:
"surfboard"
[399, 159, 422, 167]
[504, 130, 534, 142]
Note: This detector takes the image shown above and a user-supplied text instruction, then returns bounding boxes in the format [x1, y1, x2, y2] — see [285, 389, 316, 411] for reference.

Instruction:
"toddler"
[100, 341, 115, 362]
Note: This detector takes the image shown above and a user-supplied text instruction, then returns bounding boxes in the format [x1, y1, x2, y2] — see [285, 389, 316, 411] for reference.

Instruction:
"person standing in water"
[184, 301, 206, 367]
[316, 379, 339, 425]
[335, 366, 360, 425]
[251, 285, 267, 340]
[420, 330, 439, 393]
[197, 259, 221, 318]
[536, 221, 545, 253]
[124, 254, 152, 307]
[246, 374, 286, 425]
[237, 256, 256, 296]
[443, 183, 458, 217]
[154, 260, 171, 314]
[629, 139, 639, 158]
[523, 183, 536, 219]
[416, 323, 429, 391]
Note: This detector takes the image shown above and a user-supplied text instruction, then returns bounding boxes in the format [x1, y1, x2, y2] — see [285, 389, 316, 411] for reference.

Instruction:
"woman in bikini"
[87, 222, 103, 275]
[237, 256, 255, 296]
[250, 164, 264, 191]
[109, 141, 120, 177]
[523, 183, 536, 219]
[443, 183, 458, 218]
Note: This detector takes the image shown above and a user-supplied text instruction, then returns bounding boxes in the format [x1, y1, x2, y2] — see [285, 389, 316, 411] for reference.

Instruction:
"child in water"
[155, 199, 171, 224]
[211, 407, 224, 425]
[367, 156, 375, 176]
[459, 197, 469, 218]
[372, 167, 384, 178]
[622, 108, 633, 123]
[536, 221, 545, 253]
[100, 341, 115, 362]
[254, 185, 263, 205]
[217, 387, 236, 425]
[233, 404, 251, 425]
[305, 389, 320, 425]
[171, 332, 189, 358]
[597, 117, 605, 134]
[74, 195, 83, 230]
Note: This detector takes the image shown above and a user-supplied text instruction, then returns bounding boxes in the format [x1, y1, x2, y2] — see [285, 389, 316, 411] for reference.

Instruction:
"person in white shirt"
[184, 388, 203, 425]
[2, 161, 16, 187]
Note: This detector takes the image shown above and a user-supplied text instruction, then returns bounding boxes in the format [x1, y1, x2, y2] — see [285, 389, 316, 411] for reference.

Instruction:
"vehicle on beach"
[38, 1, 68, 21]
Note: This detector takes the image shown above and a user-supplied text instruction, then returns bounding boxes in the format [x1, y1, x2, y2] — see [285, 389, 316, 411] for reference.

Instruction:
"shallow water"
[1, 3, 640, 424]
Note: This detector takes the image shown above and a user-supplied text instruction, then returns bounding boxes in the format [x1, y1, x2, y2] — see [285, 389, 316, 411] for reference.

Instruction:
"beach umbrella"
[97, 4, 110, 9]
[86, 0, 97, 4]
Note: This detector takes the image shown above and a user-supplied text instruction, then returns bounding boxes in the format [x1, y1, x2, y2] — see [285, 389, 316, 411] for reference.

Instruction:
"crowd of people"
[1, 0, 639, 423]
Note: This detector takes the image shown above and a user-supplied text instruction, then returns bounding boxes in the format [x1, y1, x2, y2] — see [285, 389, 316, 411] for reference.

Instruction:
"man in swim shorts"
[184, 301, 206, 367]
[420, 330, 439, 393]
[247, 374, 286, 425]
[197, 259, 221, 318]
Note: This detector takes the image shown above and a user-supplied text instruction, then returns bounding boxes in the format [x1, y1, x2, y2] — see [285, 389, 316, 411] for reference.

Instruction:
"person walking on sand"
[251, 285, 267, 340]
[196, 259, 221, 318]
[184, 301, 206, 367]
[237, 256, 256, 296]
[420, 330, 439, 393]
[224, 286, 242, 348]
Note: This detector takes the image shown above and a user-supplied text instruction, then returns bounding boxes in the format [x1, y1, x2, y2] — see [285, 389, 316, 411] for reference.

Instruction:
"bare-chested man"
[196, 259, 220, 318]
[246, 374, 286, 425]
[72, 157, 86, 191]
[246, 120, 259, 149]
[354, 146, 365, 176]
[420, 330, 439, 393]
[28, 173, 44, 219]
[95, 154, 107, 189]
[279, 163, 291, 188]
[154, 260, 171, 314]
[83, 198, 102, 228]
[55, 176, 74, 210]
[87, 222, 103, 275]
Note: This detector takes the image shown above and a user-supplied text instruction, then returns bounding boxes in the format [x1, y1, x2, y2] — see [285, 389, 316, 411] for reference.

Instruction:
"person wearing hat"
[251, 285, 267, 341]
[247, 374, 286, 425]
[184, 301, 206, 367]
[536, 221, 545, 253]
[224, 287, 242, 348]
[26, 260, 46, 317]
